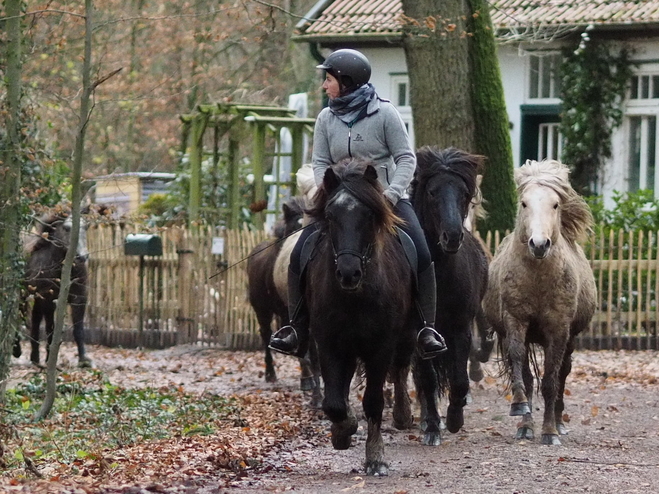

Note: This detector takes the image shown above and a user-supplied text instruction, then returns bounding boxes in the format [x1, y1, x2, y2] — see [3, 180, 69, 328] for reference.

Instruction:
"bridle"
[326, 184, 375, 270]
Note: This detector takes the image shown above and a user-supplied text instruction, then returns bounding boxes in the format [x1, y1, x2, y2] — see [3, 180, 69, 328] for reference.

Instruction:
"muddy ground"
[6, 343, 659, 493]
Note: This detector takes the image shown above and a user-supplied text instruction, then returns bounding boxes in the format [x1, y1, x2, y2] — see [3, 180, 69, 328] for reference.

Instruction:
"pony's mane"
[308, 158, 400, 234]
[516, 159, 593, 244]
[285, 195, 305, 218]
[272, 196, 305, 238]
[414, 147, 482, 193]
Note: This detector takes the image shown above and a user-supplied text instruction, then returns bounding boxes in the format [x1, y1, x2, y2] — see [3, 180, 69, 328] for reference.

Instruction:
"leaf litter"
[2, 343, 659, 493]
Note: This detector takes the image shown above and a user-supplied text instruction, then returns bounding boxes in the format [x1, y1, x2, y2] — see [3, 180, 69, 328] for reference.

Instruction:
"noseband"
[332, 242, 373, 268]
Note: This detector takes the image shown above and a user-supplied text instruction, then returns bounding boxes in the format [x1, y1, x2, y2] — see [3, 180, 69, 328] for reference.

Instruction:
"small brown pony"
[483, 159, 596, 445]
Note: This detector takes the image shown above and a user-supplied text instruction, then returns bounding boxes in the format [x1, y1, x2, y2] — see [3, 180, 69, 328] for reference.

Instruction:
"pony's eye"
[553, 203, 559, 210]
[521, 201, 527, 208]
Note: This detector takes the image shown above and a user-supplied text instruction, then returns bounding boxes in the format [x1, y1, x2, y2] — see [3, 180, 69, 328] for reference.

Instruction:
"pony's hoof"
[556, 423, 569, 435]
[78, 357, 92, 369]
[392, 404, 414, 430]
[510, 402, 531, 416]
[365, 460, 389, 476]
[330, 430, 352, 450]
[469, 363, 484, 382]
[300, 376, 314, 391]
[423, 432, 441, 446]
[541, 433, 561, 445]
[445, 405, 464, 433]
[393, 416, 413, 430]
[330, 418, 358, 450]
[516, 426, 534, 440]
[265, 370, 277, 383]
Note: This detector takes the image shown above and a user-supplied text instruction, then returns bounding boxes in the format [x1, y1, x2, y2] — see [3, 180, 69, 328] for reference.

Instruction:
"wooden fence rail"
[79, 226, 659, 351]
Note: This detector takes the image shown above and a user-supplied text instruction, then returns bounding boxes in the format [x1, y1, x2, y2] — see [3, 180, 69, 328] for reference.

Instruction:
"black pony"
[410, 146, 489, 445]
[15, 209, 91, 367]
[246, 197, 321, 404]
[305, 159, 417, 476]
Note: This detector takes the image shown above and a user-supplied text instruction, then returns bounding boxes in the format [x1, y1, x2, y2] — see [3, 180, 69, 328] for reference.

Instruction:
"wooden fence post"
[177, 229, 195, 344]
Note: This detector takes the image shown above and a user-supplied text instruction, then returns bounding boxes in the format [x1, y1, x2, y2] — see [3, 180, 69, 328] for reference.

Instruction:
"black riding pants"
[289, 198, 432, 275]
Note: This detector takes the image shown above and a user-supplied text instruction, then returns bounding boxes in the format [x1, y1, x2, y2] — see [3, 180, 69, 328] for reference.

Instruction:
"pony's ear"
[364, 164, 378, 182]
[323, 167, 341, 193]
[282, 202, 292, 218]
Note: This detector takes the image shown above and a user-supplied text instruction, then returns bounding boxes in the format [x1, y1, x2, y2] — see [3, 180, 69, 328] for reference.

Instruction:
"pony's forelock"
[516, 159, 593, 243]
[309, 159, 400, 234]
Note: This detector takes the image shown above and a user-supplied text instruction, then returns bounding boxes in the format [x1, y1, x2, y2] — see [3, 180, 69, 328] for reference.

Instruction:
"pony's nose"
[440, 229, 464, 253]
[335, 254, 363, 290]
[528, 237, 551, 259]
[335, 266, 362, 290]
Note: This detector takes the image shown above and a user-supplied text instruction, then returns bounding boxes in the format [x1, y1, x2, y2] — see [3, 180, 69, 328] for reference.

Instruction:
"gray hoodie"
[312, 96, 416, 205]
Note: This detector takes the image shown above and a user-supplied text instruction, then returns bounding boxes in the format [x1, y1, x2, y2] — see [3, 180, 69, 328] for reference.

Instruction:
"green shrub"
[587, 190, 659, 231]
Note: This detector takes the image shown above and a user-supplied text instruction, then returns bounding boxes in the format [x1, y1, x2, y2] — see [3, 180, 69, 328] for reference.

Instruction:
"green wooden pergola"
[180, 103, 315, 229]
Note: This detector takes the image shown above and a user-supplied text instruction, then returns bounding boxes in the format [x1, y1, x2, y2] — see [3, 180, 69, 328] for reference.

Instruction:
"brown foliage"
[23, 1, 317, 175]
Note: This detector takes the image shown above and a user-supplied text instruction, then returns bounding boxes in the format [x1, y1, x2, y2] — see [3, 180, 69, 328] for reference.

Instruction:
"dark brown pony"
[15, 210, 91, 367]
[305, 158, 417, 476]
[410, 146, 489, 445]
[246, 196, 321, 405]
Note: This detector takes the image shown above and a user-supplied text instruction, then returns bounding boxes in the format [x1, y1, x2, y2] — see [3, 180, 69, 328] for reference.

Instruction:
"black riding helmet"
[317, 49, 372, 94]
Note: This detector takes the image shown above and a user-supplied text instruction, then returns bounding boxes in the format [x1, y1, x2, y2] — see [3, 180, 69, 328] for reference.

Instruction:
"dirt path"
[7, 344, 659, 493]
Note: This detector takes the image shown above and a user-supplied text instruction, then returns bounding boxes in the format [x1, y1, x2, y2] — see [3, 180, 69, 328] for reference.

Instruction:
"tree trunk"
[402, 0, 474, 150]
[467, 0, 517, 233]
[0, 0, 25, 396]
[35, 0, 94, 421]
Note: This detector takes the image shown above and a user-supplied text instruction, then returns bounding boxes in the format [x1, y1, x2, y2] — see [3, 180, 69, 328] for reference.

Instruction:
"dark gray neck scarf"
[329, 83, 377, 125]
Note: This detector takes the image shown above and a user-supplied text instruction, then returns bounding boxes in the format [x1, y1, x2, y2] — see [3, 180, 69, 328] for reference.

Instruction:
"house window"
[630, 75, 659, 100]
[390, 75, 410, 108]
[390, 74, 414, 145]
[628, 115, 657, 192]
[528, 53, 562, 99]
[538, 123, 562, 161]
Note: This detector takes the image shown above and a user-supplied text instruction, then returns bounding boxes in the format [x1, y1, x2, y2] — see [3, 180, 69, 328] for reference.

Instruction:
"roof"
[294, 0, 659, 44]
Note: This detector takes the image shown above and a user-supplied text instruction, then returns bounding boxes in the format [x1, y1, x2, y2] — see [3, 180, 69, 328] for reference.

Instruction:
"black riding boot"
[416, 262, 447, 359]
[269, 266, 310, 357]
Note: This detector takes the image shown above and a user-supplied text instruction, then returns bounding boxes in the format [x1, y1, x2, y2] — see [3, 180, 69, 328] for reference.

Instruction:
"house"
[293, 0, 659, 206]
[93, 172, 176, 216]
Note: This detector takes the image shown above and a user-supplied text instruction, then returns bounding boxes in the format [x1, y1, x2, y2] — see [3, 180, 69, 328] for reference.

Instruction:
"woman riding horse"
[269, 48, 446, 360]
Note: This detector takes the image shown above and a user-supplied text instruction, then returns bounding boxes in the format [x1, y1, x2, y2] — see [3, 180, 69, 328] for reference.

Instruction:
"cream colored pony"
[483, 159, 596, 445]
[273, 163, 317, 298]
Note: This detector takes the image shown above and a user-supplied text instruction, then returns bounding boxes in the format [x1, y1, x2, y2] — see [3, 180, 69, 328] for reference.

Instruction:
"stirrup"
[269, 325, 299, 356]
[417, 326, 447, 360]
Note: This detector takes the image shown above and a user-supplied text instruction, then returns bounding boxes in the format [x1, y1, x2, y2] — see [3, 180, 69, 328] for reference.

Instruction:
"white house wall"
[330, 39, 659, 207]
[498, 44, 526, 168]
[358, 45, 526, 166]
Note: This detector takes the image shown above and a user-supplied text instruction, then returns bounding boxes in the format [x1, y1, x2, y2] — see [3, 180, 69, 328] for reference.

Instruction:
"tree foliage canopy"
[19, 1, 317, 175]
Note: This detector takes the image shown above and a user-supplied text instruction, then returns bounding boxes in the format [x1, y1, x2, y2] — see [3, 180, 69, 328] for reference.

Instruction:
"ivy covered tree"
[560, 38, 635, 196]
[401, 0, 516, 233]
[0, 0, 28, 390]
[467, 0, 516, 233]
